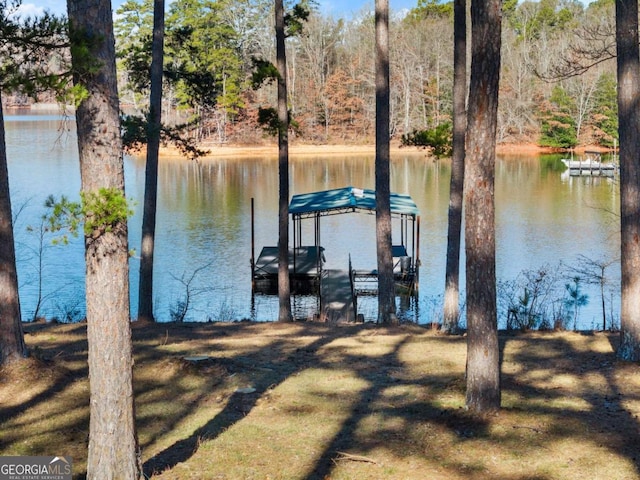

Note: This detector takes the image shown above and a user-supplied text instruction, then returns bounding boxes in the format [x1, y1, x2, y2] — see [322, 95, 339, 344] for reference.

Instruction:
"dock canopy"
[289, 186, 419, 218]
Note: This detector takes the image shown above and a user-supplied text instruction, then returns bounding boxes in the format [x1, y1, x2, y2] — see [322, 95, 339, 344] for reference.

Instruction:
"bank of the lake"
[143, 140, 614, 159]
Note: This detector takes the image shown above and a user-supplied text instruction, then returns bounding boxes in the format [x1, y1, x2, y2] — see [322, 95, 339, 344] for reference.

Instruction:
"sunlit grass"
[1, 322, 639, 479]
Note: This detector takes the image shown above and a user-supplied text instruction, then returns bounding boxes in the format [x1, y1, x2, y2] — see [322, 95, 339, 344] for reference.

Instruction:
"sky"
[18, 0, 419, 19]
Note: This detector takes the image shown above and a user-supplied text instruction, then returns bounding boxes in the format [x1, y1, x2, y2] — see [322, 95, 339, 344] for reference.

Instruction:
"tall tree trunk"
[375, 0, 396, 325]
[138, 0, 165, 323]
[615, 0, 640, 361]
[0, 92, 26, 365]
[276, 0, 292, 322]
[67, 0, 141, 477]
[464, 0, 502, 413]
[443, 0, 467, 334]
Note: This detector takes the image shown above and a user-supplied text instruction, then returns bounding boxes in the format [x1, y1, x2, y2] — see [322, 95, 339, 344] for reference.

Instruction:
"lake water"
[6, 113, 621, 329]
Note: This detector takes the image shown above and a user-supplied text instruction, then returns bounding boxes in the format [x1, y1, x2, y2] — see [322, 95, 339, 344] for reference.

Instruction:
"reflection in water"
[7, 115, 620, 327]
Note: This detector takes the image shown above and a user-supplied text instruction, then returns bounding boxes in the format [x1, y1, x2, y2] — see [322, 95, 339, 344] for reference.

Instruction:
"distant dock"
[561, 151, 617, 177]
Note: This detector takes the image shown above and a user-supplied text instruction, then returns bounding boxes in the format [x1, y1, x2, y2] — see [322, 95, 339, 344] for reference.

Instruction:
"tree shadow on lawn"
[8, 322, 638, 480]
[305, 333, 491, 480]
[141, 322, 349, 477]
[141, 325, 640, 479]
[0, 322, 89, 427]
[497, 332, 640, 477]
[306, 331, 640, 480]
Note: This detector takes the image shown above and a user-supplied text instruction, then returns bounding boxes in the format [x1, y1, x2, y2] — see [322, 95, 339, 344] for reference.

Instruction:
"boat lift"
[251, 186, 420, 321]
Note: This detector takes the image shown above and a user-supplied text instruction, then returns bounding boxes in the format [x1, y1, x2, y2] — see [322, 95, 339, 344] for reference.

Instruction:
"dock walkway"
[320, 269, 356, 323]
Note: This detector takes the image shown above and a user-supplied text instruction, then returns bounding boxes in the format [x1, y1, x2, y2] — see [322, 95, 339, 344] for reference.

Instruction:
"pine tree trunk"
[138, 0, 165, 323]
[276, 0, 292, 322]
[67, 0, 141, 477]
[464, 0, 502, 413]
[0, 92, 26, 364]
[375, 0, 396, 325]
[443, 0, 467, 334]
[615, 0, 640, 361]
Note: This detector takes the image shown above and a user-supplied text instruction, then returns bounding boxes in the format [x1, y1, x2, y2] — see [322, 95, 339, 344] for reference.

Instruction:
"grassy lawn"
[1, 321, 639, 479]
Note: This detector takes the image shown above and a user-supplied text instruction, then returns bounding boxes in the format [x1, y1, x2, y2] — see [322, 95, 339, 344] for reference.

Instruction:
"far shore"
[134, 141, 614, 159]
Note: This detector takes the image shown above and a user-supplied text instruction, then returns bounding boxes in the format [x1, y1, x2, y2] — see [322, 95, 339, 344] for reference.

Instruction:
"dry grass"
[1, 321, 639, 479]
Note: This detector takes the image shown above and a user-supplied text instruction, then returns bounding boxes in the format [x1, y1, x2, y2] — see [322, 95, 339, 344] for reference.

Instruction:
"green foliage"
[409, 0, 453, 20]
[587, 0, 614, 11]
[251, 58, 280, 89]
[251, 1, 311, 137]
[121, 113, 210, 160]
[538, 85, 577, 148]
[0, 1, 73, 101]
[82, 188, 134, 237]
[114, 0, 156, 93]
[591, 73, 618, 147]
[44, 195, 83, 245]
[164, 0, 245, 112]
[257, 107, 281, 136]
[68, 25, 105, 78]
[45, 188, 134, 243]
[506, 0, 580, 41]
[400, 123, 452, 158]
[117, 0, 247, 113]
[284, 2, 313, 37]
[564, 276, 588, 330]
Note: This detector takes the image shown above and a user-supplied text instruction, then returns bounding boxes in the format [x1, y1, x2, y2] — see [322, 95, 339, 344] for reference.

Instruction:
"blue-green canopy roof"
[289, 186, 419, 217]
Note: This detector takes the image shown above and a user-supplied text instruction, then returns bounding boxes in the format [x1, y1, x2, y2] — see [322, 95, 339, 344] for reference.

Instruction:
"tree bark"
[375, 0, 396, 325]
[138, 0, 165, 323]
[443, 0, 467, 334]
[0, 91, 26, 365]
[67, 0, 141, 477]
[276, 0, 292, 322]
[615, 0, 640, 361]
[464, 0, 502, 413]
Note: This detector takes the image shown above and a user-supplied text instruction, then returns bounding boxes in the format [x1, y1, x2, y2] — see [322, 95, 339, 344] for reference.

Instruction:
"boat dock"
[251, 186, 420, 322]
[561, 151, 617, 177]
[252, 246, 324, 294]
[320, 269, 356, 323]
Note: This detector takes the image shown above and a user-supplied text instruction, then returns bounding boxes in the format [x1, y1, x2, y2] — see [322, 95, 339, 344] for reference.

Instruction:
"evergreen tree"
[67, 0, 141, 476]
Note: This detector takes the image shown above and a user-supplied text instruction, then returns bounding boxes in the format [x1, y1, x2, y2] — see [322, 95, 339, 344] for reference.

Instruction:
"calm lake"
[6, 113, 621, 329]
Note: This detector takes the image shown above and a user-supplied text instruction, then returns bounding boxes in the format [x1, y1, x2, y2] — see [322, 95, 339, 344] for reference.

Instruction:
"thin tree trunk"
[375, 0, 396, 325]
[615, 0, 640, 361]
[0, 91, 26, 365]
[443, 0, 467, 334]
[276, 0, 292, 322]
[67, 0, 141, 477]
[138, 0, 165, 323]
[464, 0, 502, 413]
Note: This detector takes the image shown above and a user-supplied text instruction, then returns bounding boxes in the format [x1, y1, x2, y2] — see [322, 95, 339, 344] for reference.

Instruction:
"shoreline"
[137, 141, 613, 159]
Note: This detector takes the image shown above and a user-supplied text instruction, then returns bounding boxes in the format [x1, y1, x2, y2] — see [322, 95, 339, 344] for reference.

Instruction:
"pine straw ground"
[1, 321, 640, 480]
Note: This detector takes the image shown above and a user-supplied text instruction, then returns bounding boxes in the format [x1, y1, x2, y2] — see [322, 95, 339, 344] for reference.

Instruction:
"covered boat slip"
[252, 245, 325, 294]
[251, 186, 420, 321]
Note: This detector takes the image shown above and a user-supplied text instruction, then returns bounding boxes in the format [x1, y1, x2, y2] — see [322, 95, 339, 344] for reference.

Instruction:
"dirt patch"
[1, 322, 639, 479]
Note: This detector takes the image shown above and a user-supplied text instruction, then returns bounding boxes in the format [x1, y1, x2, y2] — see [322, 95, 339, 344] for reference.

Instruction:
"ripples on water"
[6, 113, 621, 329]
